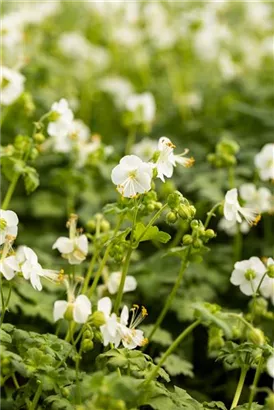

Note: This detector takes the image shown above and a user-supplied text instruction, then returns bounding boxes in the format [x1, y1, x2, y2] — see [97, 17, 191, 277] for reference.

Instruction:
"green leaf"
[155, 354, 194, 378]
[203, 402, 227, 410]
[23, 166, 40, 194]
[134, 222, 171, 243]
[0, 329, 12, 344]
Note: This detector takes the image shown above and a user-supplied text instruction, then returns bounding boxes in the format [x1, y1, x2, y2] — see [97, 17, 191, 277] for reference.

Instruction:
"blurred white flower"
[266, 354, 274, 378]
[260, 258, 274, 306]
[254, 143, 274, 181]
[218, 217, 250, 236]
[155, 137, 194, 182]
[126, 92, 156, 124]
[99, 76, 134, 107]
[0, 66, 25, 106]
[224, 188, 260, 225]
[54, 294, 91, 324]
[76, 135, 101, 168]
[132, 138, 158, 162]
[98, 297, 121, 347]
[53, 235, 88, 265]
[47, 98, 74, 147]
[119, 304, 147, 349]
[219, 52, 239, 80]
[69, 120, 90, 143]
[1, 13, 23, 48]
[111, 155, 153, 198]
[106, 272, 137, 295]
[0, 255, 19, 281]
[230, 257, 266, 296]
[239, 183, 272, 213]
[0, 210, 19, 245]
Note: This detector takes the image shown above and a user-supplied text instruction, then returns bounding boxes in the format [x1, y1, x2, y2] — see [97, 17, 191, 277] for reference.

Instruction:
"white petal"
[124, 276, 137, 293]
[0, 261, 15, 280]
[97, 296, 112, 317]
[23, 247, 38, 264]
[120, 305, 129, 326]
[76, 235, 88, 254]
[52, 237, 74, 253]
[30, 270, 42, 291]
[230, 269, 245, 286]
[240, 282, 254, 296]
[4, 255, 19, 272]
[111, 164, 129, 185]
[73, 295, 92, 323]
[266, 355, 274, 378]
[53, 300, 68, 321]
[1, 210, 19, 227]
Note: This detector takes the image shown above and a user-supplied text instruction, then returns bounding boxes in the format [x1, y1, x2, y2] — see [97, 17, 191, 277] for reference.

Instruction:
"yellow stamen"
[167, 142, 176, 148]
[252, 214, 261, 226]
[141, 306, 148, 317]
[185, 157, 195, 168]
[141, 338, 149, 346]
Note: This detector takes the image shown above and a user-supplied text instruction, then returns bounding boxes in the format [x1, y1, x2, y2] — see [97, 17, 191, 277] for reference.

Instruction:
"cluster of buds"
[208, 326, 225, 354]
[109, 241, 128, 263]
[247, 297, 274, 321]
[86, 213, 110, 234]
[207, 137, 240, 168]
[182, 219, 216, 248]
[166, 191, 196, 224]
[139, 190, 162, 216]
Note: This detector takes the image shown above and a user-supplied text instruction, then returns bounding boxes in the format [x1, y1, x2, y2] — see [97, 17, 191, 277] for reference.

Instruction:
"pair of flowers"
[230, 256, 274, 304]
[111, 137, 194, 198]
[53, 295, 147, 350]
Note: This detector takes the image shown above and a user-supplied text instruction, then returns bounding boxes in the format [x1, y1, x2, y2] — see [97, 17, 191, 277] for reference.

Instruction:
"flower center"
[128, 170, 137, 179]
[244, 268, 256, 281]
[0, 218, 7, 230]
[1, 77, 10, 89]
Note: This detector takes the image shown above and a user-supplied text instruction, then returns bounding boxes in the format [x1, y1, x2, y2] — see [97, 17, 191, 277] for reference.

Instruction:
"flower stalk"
[230, 366, 248, 409]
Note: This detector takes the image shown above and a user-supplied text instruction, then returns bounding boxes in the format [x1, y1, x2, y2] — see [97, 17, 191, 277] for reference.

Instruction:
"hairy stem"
[143, 319, 201, 385]
[1, 174, 20, 210]
[248, 355, 264, 408]
[230, 366, 248, 409]
[204, 202, 222, 229]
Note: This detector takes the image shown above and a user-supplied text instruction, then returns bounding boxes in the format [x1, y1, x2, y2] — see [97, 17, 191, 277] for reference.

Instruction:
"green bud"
[204, 229, 216, 239]
[266, 393, 274, 410]
[1, 357, 10, 367]
[64, 304, 74, 321]
[48, 111, 60, 121]
[207, 153, 216, 164]
[190, 219, 199, 229]
[208, 327, 225, 351]
[146, 203, 155, 213]
[166, 211, 178, 224]
[29, 147, 39, 160]
[83, 329, 94, 339]
[217, 138, 240, 156]
[193, 238, 203, 249]
[267, 264, 274, 279]
[100, 220, 110, 232]
[231, 326, 242, 339]
[248, 297, 268, 316]
[167, 191, 183, 210]
[81, 339, 94, 352]
[177, 204, 190, 220]
[90, 311, 106, 327]
[86, 220, 96, 232]
[61, 387, 70, 397]
[14, 135, 31, 152]
[21, 92, 35, 115]
[154, 202, 162, 210]
[247, 328, 265, 346]
[182, 234, 193, 245]
[34, 133, 45, 143]
[93, 329, 103, 342]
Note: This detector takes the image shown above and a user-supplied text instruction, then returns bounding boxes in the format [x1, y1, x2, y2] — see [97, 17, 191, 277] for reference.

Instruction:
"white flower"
[218, 217, 250, 236]
[125, 92, 156, 124]
[52, 235, 88, 265]
[0, 66, 25, 106]
[260, 258, 274, 306]
[69, 119, 90, 143]
[155, 137, 194, 182]
[106, 272, 137, 295]
[266, 354, 274, 378]
[118, 305, 147, 349]
[254, 143, 274, 181]
[99, 76, 133, 107]
[111, 155, 152, 198]
[47, 98, 74, 144]
[1, 13, 23, 48]
[98, 297, 121, 347]
[224, 188, 260, 226]
[131, 138, 158, 162]
[0, 210, 19, 245]
[76, 135, 101, 168]
[54, 294, 91, 324]
[230, 257, 266, 296]
[239, 183, 272, 213]
[16, 246, 59, 291]
[0, 255, 19, 281]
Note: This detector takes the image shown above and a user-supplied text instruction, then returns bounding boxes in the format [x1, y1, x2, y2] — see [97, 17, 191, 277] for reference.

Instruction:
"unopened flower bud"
[90, 311, 105, 327]
[182, 234, 193, 245]
[204, 229, 216, 239]
[30, 147, 39, 160]
[247, 328, 265, 346]
[154, 202, 163, 210]
[178, 204, 191, 220]
[193, 238, 203, 249]
[167, 191, 183, 209]
[34, 133, 45, 143]
[83, 329, 94, 339]
[48, 111, 60, 121]
[266, 393, 274, 410]
[100, 220, 110, 232]
[86, 220, 96, 232]
[190, 219, 199, 229]
[146, 203, 155, 213]
[61, 387, 70, 398]
[82, 339, 94, 352]
[166, 211, 178, 224]
[248, 297, 268, 316]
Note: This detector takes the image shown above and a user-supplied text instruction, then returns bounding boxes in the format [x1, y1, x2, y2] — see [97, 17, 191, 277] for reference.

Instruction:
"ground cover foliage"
[1, 1, 274, 409]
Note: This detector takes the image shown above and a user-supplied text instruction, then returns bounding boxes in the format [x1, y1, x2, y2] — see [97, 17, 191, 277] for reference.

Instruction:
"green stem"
[204, 202, 222, 229]
[1, 174, 20, 210]
[233, 224, 242, 262]
[250, 271, 268, 324]
[0, 279, 12, 327]
[143, 319, 201, 385]
[82, 250, 99, 295]
[145, 247, 191, 344]
[134, 203, 168, 246]
[248, 355, 264, 408]
[113, 247, 133, 313]
[228, 166, 236, 189]
[12, 373, 20, 389]
[30, 380, 43, 410]
[230, 367, 248, 409]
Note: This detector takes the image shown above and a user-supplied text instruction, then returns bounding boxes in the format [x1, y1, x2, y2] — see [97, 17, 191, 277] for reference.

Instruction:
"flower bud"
[86, 220, 96, 232]
[178, 204, 191, 220]
[34, 133, 45, 144]
[247, 328, 265, 346]
[48, 111, 60, 121]
[248, 297, 268, 316]
[61, 387, 70, 398]
[146, 203, 155, 213]
[190, 219, 199, 229]
[14, 135, 31, 153]
[182, 234, 193, 245]
[29, 147, 39, 160]
[204, 229, 216, 239]
[166, 211, 178, 224]
[81, 339, 94, 352]
[193, 238, 203, 249]
[267, 264, 274, 279]
[266, 394, 274, 410]
[83, 329, 94, 339]
[90, 311, 105, 327]
[154, 202, 163, 210]
[100, 220, 110, 232]
[93, 329, 103, 342]
[167, 191, 183, 210]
